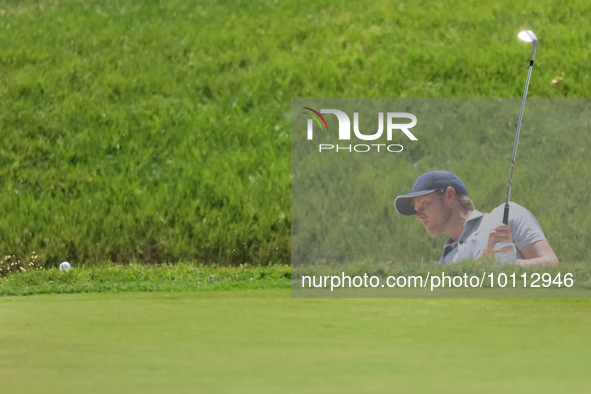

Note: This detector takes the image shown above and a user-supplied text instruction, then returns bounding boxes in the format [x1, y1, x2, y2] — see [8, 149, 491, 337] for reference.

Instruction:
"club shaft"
[503, 62, 534, 225]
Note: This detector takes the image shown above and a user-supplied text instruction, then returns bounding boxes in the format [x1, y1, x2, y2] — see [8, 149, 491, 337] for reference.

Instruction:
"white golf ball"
[59, 262, 71, 271]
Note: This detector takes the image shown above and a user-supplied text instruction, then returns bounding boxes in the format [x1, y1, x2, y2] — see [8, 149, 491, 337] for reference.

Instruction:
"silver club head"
[518, 30, 537, 61]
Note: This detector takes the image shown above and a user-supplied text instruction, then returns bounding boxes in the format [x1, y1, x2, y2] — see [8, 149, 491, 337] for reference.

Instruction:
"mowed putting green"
[1, 291, 590, 394]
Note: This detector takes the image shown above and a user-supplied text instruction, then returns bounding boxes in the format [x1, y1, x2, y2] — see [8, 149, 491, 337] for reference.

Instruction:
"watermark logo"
[303, 108, 417, 153]
[302, 107, 329, 138]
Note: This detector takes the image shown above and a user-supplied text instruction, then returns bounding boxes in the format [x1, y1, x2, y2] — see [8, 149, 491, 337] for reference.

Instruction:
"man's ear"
[444, 186, 456, 206]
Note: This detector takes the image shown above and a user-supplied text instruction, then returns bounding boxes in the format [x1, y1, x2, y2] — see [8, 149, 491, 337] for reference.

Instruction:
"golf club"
[502, 30, 537, 225]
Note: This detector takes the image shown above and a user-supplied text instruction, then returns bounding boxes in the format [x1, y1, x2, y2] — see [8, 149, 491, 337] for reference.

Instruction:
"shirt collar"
[442, 209, 484, 249]
[466, 209, 484, 223]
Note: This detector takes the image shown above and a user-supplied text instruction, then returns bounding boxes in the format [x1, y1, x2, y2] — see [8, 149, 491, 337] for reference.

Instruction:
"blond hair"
[433, 188, 474, 211]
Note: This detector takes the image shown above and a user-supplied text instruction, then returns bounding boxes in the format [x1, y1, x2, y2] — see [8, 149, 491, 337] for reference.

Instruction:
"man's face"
[412, 192, 452, 238]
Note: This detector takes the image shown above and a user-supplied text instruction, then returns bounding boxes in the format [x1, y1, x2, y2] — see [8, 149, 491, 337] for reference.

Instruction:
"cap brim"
[394, 189, 437, 215]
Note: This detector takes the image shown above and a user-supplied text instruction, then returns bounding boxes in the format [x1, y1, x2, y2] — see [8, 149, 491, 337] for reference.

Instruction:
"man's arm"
[516, 240, 558, 267]
[474, 224, 558, 266]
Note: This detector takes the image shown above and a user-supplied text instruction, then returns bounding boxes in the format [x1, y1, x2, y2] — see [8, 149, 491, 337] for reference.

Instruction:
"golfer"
[395, 171, 558, 266]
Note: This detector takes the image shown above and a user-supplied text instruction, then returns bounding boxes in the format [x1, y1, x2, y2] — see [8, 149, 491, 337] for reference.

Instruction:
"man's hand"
[482, 224, 514, 259]
[494, 242, 517, 263]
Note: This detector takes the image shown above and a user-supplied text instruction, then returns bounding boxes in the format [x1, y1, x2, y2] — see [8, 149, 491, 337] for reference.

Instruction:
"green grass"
[2, 2, 590, 391]
[1, 0, 591, 266]
[1, 290, 590, 393]
[0, 262, 291, 296]
[3, 259, 589, 297]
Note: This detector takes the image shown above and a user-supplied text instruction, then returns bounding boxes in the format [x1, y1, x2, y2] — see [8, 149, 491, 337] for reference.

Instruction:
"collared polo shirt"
[439, 202, 547, 265]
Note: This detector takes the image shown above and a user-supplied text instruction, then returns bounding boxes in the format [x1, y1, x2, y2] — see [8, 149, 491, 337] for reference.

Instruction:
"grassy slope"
[1, 291, 590, 394]
[1, 3, 590, 392]
[1, 0, 590, 266]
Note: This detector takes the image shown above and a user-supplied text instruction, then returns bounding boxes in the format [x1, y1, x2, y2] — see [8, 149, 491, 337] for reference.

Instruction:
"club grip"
[502, 204, 510, 225]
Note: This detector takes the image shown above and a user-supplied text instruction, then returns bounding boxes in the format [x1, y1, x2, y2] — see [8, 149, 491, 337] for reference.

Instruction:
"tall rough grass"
[0, 0, 590, 266]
